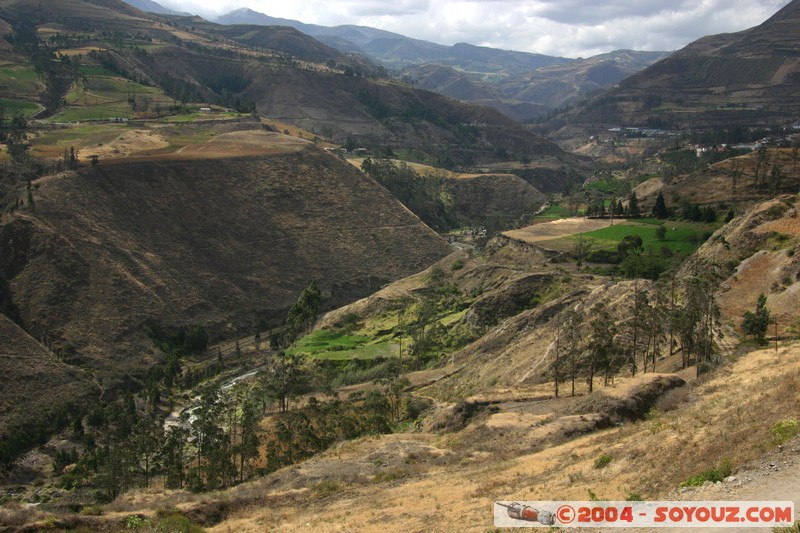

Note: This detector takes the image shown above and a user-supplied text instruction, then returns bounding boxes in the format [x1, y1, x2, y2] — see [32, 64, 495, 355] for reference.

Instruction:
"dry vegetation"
[19, 195, 793, 532]
[64, 343, 797, 533]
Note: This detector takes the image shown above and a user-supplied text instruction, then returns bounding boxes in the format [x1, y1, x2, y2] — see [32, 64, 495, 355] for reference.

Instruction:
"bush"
[125, 515, 151, 530]
[154, 513, 204, 533]
[404, 396, 433, 420]
[680, 459, 733, 487]
[586, 249, 621, 264]
[334, 312, 361, 334]
[312, 480, 341, 497]
[620, 254, 669, 280]
[329, 358, 402, 388]
[771, 418, 800, 445]
[594, 454, 613, 469]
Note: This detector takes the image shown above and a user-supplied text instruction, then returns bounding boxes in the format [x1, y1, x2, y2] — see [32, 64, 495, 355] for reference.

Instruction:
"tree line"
[550, 266, 722, 397]
[360, 157, 458, 231]
[39, 281, 427, 502]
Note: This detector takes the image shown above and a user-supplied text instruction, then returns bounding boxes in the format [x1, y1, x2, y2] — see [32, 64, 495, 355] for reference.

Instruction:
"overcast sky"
[157, 0, 792, 58]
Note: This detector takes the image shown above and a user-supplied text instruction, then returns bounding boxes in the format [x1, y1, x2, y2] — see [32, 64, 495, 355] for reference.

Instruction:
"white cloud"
[155, 0, 792, 58]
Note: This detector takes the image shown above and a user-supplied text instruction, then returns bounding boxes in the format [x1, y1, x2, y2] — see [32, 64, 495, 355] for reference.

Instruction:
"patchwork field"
[504, 217, 722, 255]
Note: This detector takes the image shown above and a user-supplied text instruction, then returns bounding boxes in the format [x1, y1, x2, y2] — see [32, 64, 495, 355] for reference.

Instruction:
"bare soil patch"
[80, 129, 169, 160]
[504, 217, 626, 244]
[172, 130, 310, 159]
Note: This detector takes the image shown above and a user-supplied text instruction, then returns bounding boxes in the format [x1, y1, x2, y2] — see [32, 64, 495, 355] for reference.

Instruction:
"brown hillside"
[0, 0, 150, 29]
[558, 0, 800, 132]
[242, 69, 578, 169]
[694, 195, 800, 332]
[446, 173, 546, 226]
[0, 314, 96, 435]
[0, 147, 451, 428]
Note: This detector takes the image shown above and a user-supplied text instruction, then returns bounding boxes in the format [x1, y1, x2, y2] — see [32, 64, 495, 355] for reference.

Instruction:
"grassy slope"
[288, 329, 397, 361]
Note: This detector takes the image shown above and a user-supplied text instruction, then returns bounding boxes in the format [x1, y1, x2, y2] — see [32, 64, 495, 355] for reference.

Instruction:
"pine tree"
[628, 192, 641, 218]
[652, 191, 669, 218]
[742, 294, 770, 344]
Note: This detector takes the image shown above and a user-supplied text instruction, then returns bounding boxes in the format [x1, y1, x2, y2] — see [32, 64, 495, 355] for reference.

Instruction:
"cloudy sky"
[157, 0, 792, 58]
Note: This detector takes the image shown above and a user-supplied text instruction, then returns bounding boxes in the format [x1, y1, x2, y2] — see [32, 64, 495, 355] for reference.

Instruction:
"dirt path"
[614, 436, 800, 532]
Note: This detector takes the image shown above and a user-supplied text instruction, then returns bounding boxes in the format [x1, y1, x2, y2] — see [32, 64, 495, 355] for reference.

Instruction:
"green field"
[632, 218, 664, 225]
[49, 75, 173, 122]
[288, 329, 399, 360]
[0, 65, 42, 94]
[0, 99, 40, 117]
[29, 123, 128, 157]
[570, 220, 721, 255]
[535, 204, 571, 219]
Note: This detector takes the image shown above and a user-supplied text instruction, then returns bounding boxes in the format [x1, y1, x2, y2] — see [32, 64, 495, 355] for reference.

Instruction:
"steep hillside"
[446, 174, 546, 226]
[0, 315, 96, 438]
[557, 0, 800, 132]
[0, 146, 451, 431]
[240, 68, 576, 168]
[0, 0, 149, 29]
[695, 195, 800, 332]
[100, 343, 799, 532]
[29, 200, 798, 528]
[633, 147, 800, 210]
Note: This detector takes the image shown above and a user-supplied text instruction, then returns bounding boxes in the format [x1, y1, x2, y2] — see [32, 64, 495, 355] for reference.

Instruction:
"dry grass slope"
[0, 147, 451, 430]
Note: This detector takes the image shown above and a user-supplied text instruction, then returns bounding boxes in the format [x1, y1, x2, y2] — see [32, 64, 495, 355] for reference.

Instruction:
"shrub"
[334, 312, 361, 334]
[312, 480, 341, 497]
[771, 418, 800, 445]
[329, 358, 401, 389]
[680, 459, 733, 487]
[404, 396, 433, 420]
[586, 249, 621, 264]
[655, 386, 691, 412]
[154, 513, 204, 533]
[451, 258, 465, 271]
[594, 453, 613, 469]
[125, 514, 151, 530]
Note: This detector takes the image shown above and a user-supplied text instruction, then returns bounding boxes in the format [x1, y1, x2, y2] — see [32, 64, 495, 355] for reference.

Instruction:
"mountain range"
[118, 2, 669, 121]
[121, 0, 188, 16]
[555, 0, 800, 132]
[3, 0, 800, 528]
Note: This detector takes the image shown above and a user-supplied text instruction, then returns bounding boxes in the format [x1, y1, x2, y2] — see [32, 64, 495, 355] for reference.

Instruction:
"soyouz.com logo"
[494, 501, 795, 528]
